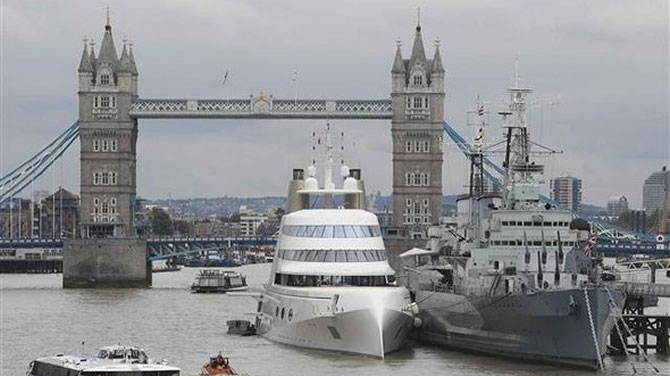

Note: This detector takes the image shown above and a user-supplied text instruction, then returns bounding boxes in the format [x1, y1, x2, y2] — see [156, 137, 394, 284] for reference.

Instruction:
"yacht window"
[325, 250, 336, 262]
[545, 241, 552, 246]
[533, 241, 542, 246]
[343, 225, 355, 238]
[501, 240, 509, 246]
[352, 225, 365, 237]
[543, 221, 551, 227]
[533, 221, 542, 227]
[334, 226, 346, 238]
[323, 225, 334, 238]
[336, 251, 347, 262]
[524, 221, 532, 226]
[502, 221, 509, 226]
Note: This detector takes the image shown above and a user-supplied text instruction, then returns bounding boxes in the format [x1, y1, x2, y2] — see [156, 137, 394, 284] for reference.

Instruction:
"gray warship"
[407, 77, 626, 369]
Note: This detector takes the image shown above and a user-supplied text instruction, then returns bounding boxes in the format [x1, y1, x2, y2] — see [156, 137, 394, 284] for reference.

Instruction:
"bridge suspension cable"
[0, 122, 79, 202]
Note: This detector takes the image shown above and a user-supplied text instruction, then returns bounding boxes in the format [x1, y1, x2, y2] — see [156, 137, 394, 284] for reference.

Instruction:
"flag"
[583, 231, 596, 256]
[222, 69, 229, 85]
[478, 105, 484, 116]
[292, 69, 298, 82]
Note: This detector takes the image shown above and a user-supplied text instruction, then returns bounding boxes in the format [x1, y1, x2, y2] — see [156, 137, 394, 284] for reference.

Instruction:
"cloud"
[1, 0, 667, 209]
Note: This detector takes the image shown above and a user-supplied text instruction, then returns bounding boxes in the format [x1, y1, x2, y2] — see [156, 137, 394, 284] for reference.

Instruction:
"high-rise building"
[642, 169, 670, 213]
[607, 195, 629, 217]
[550, 176, 582, 212]
[391, 20, 445, 229]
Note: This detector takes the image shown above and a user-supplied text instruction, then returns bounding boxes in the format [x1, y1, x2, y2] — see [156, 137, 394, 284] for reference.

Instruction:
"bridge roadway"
[2, 235, 669, 258]
[128, 98, 393, 119]
[0, 236, 276, 261]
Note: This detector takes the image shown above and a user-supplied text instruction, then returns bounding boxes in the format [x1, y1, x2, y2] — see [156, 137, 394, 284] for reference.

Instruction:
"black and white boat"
[191, 270, 248, 293]
[27, 345, 180, 376]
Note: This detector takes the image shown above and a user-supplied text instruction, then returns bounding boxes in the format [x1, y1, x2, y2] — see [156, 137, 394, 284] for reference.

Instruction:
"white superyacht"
[255, 124, 418, 358]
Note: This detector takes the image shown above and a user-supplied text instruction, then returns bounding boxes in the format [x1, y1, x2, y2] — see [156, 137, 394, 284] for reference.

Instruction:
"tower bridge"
[2, 16, 663, 287]
[0, 15, 444, 287]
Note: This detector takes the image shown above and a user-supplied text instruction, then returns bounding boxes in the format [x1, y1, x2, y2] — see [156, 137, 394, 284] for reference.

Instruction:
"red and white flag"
[583, 231, 596, 256]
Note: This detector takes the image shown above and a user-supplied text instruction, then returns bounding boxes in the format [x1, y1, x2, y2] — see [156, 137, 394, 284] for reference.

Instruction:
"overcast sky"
[1, 0, 668, 207]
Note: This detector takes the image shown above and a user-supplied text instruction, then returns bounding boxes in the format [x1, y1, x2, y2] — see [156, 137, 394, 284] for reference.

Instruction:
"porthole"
[288, 309, 293, 321]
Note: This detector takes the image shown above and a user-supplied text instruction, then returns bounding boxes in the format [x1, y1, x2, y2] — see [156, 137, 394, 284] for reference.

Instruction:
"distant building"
[42, 188, 80, 238]
[643, 169, 670, 213]
[550, 176, 582, 212]
[0, 198, 32, 238]
[239, 205, 268, 237]
[607, 195, 629, 217]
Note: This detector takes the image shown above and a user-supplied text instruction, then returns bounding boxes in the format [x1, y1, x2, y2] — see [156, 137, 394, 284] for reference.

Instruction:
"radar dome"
[304, 177, 318, 191]
[343, 177, 358, 191]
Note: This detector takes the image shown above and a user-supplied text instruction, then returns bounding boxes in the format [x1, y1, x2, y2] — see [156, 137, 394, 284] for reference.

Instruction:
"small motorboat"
[227, 320, 256, 336]
[201, 352, 238, 375]
[191, 270, 248, 293]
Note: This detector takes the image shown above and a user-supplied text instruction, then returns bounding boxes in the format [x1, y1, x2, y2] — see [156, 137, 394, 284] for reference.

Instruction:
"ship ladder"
[604, 287, 661, 374]
[584, 287, 605, 371]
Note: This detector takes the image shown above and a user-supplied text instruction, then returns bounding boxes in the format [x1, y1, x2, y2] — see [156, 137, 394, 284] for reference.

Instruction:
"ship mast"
[500, 65, 538, 210]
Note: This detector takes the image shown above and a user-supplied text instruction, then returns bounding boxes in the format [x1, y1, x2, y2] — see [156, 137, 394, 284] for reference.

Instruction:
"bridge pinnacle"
[105, 6, 111, 30]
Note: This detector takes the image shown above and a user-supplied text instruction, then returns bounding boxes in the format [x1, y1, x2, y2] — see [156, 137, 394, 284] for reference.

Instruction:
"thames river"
[2, 264, 668, 376]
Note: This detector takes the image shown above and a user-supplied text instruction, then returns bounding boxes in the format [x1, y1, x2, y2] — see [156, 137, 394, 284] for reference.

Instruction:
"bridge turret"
[390, 18, 445, 232]
[77, 42, 94, 92]
[77, 13, 139, 239]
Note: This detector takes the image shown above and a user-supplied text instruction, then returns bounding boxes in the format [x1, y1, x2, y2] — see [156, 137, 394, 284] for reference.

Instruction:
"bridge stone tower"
[77, 18, 138, 238]
[391, 22, 445, 230]
[64, 16, 149, 288]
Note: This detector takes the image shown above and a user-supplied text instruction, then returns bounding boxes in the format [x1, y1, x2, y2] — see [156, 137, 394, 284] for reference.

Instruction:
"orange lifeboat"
[201, 353, 238, 375]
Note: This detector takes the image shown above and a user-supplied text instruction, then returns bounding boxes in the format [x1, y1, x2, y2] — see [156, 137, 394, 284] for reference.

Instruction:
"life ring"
[656, 234, 665, 243]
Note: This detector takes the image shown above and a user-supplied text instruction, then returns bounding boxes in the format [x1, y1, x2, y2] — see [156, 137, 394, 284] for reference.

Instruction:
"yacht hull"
[414, 287, 625, 369]
[262, 308, 413, 357]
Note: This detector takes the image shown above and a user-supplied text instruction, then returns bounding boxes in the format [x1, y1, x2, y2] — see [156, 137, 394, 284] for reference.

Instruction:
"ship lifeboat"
[201, 353, 238, 375]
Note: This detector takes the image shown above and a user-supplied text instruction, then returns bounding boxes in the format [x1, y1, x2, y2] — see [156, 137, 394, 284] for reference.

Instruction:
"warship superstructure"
[409, 76, 625, 369]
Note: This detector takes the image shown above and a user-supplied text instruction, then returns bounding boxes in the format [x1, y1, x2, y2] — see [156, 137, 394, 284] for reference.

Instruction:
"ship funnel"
[344, 169, 367, 209]
[286, 168, 310, 213]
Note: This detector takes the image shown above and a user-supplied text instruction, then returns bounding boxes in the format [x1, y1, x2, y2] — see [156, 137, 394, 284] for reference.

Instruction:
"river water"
[2, 264, 668, 376]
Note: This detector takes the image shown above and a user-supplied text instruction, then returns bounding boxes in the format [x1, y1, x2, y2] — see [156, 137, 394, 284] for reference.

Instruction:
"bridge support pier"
[63, 238, 151, 288]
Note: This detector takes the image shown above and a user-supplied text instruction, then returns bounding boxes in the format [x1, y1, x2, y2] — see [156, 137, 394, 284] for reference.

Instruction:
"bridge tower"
[77, 16, 138, 238]
[391, 21, 445, 231]
[64, 14, 149, 288]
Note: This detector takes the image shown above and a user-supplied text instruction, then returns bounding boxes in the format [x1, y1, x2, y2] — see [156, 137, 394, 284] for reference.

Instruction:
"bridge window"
[100, 96, 110, 108]
[412, 97, 423, 109]
[110, 139, 118, 151]
[110, 172, 117, 185]
[282, 225, 381, 238]
[100, 73, 110, 85]
[275, 273, 396, 287]
[101, 172, 109, 185]
[413, 75, 423, 86]
[405, 140, 413, 152]
[93, 139, 100, 152]
[277, 249, 387, 262]
[93, 172, 100, 185]
[102, 139, 109, 151]
[93, 198, 100, 206]
[110, 197, 116, 206]
[423, 140, 430, 152]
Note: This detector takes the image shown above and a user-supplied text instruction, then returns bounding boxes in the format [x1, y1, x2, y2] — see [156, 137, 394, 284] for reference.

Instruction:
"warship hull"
[414, 287, 625, 369]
